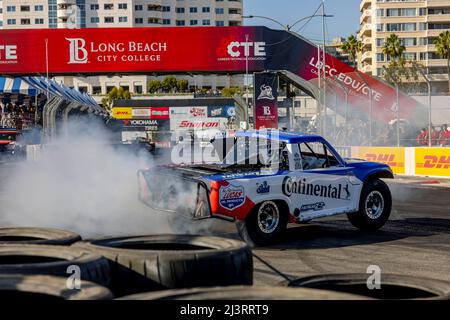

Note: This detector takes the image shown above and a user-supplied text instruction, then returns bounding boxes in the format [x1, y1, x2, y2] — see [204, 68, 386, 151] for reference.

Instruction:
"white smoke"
[0, 118, 230, 239]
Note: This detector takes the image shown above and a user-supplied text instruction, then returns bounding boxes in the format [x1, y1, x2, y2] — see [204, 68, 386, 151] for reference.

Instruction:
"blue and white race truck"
[139, 130, 394, 246]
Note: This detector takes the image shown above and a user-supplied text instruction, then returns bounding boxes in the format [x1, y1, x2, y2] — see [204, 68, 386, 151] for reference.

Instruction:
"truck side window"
[299, 142, 339, 169]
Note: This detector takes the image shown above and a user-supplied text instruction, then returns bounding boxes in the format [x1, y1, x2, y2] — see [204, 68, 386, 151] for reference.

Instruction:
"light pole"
[332, 75, 349, 145]
[245, 34, 250, 108]
[417, 67, 432, 147]
[242, 14, 333, 32]
[354, 72, 373, 146]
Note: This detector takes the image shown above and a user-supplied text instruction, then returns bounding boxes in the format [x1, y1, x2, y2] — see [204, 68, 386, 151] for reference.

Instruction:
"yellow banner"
[415, 148, 450, 177]
[351, 147, 405, 174]
[112, 107, 132, 119]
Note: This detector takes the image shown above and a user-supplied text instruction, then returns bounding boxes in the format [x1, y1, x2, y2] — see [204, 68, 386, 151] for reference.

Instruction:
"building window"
[148, 18, 160, 24]
[162, 19, 171, 25]
[190, 7, 197, 13]
[216, 21, 225, 27]
[91, 17, 100, 23]
[402, 52, 416, 60]
[202, 7, 210, 13]
[376, 9, 384, 17]
[21, 19, 31, 25]
[104, 4, 114, 10]
[134, 85, 143, 94]
[376, 38, 385, 47]
[90, 4, 99, 10]
[386, 23, 416, 32]
[400, 38, 417, 46]
[119, 16, 128, 23]
[376, 53, 385, 62]
[176, 8, 185, 13]
[92, 86, 102, 94]
[202, 19, 211, 25]
[20, 5, 30, 12]
[118, 3, 127, 10]
[135, 5, 143, 11]
[34, 5, 44, 11]
[176, 20, 185, 26]
[386, 8, 416, 17]
[216, 8, 224, 14]
[7, 6, 16, 12]
[190, 20, 198, 25]
[7, 19, 16, 25]
[104, 17, 114, 23]
[162, 6, 171, 12]
[35, 18, 44, 24]
[229, 8, 240, 15]
[135, 17, 143, 24]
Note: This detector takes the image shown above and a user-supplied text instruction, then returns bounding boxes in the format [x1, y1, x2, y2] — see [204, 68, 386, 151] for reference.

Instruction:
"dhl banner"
[112, 107, 132, 119]
[415, 148, 450, 177]
[351, 147, 405, 174]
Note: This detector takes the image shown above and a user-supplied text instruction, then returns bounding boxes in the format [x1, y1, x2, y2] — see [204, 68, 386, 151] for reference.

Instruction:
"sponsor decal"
[170, 107, 207, 118]
[112, 107, 132, 119]
[190, 107, 207, 118]
[351, 147, 405, 174]
[219, 185, 245, 210]
[257, 85, 275, 100]
[300, 202, 325, 212]
[150, 107, 170, 119]
[0, 44, 18, 64]
[216, 36, 266, 62]
[256, 181, 271, 194]
[132, 108, 151, 117]
[282, 176, 351, 200]
[208, 106, 236, 118]
[415, 148, 450, 177]
[122, 119, 170, 131]
[294, 152, 302, 170]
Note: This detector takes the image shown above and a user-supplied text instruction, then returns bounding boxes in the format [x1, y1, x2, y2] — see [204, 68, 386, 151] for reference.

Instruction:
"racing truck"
[138, 130, 394, 246]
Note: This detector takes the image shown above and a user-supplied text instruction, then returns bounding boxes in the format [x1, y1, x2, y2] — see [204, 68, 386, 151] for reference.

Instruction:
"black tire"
[0, 275, 112, 300]
[347, 179, 392, 231]
[286, 273, 450, 300]
[236, 201, 288, 247]
[0, 227, 81, 245]
[73, 234, 253, 296]
[0, 245, 110, 287]
[118, 285, 368, 300]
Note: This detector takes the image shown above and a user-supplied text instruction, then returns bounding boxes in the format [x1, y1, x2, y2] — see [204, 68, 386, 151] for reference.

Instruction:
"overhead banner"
[254, 72, 279, 130]
[0, 26, 423, 124]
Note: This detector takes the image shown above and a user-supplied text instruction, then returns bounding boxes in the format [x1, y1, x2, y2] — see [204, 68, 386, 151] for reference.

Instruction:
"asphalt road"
[1, 161, 449, 286]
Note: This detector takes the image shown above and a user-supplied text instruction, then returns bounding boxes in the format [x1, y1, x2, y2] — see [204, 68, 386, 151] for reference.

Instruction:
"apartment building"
[359, 0, 450, 93]
[0, 0, 244, 95]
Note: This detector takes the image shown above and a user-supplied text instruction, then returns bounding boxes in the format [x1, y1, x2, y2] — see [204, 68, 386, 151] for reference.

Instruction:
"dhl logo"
[364, 153, 403, 167]
[417, 155, 450, 169]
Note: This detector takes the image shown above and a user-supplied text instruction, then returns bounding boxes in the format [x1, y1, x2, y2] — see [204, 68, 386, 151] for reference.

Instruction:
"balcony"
[360, 0, 371, 12]
[360, 23, 372, 36]
[427, 14, 450, 23]
[361, 51, 373, 62]
[360, 9, 372, 24]
[360, 64, 373, 74]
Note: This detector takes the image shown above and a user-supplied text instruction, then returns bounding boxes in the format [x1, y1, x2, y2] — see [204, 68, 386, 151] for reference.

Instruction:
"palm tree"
[434, 30, 450, 93]
[341, 35, 364, 68]
[382, 33, 406, 62]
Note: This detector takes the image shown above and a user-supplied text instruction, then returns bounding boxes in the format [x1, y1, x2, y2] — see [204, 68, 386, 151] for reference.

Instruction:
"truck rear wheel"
[236, 201, 288, 247]
[347, 178, 392, 231]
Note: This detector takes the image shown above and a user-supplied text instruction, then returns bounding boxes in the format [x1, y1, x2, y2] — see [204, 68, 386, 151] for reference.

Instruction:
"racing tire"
[117, 285, 368, 300]
[0, 245, 110, 287]
[347, 179, 392, 231]
[236, 201, 288, 247]
[0, 227, 81, 245]
[0, 275, 112, 300]
[286, 273, 450, 300]
[73, 235, 253, 296]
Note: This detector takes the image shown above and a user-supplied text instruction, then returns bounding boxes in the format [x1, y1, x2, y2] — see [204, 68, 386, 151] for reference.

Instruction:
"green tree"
[340, 35, 363, 68]
[222, 87, 242, 97]
[147, 80, 162, 93]
[176, 79, 189, 92]
[161, 76, 178, 92]
[382, 33, 405, 62]
[434, 30, 450, 93]
[101, 86, 132, 112]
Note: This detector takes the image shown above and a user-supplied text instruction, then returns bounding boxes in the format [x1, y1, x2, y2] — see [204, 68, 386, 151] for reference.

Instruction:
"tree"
[434, 30, 450, 93]
[340, 35, 363, 68]
[147, 80, 161, 93]
[382, 33, 405, 62]
[101, 86, 132, 112]
[222, 87, 242, 97]
[161, 76, 178, 92]
[176, 79, 189, 93]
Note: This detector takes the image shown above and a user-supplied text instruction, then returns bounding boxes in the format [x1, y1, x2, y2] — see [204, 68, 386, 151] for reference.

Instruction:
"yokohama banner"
[0, 26, 423, 124]
[254, 72, 279, 129]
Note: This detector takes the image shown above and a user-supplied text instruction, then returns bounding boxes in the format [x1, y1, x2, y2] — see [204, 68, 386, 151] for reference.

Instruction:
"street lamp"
[417, 67, 432, 147]
[242, 14, 334, 32]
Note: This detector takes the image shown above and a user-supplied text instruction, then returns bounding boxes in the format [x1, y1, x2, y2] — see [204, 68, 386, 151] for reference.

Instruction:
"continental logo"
[364, 153, 404, 168]
[417, 155, 450, 169]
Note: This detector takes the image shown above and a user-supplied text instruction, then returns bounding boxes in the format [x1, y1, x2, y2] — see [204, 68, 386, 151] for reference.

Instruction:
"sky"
[243, 0, 361, 43]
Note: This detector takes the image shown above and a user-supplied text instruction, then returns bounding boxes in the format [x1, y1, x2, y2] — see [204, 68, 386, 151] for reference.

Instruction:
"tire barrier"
[0, 274, 112, 300]
[0, 245, 110, 287]
[73, 234, 253, 296]
[0, 227, 81, 245]
[118, 285, 368, 300]
[286, 273, 450, 300]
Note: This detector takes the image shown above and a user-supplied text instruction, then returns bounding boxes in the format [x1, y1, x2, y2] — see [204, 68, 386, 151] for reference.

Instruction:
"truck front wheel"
[347, 178, 392, 231]
[236, 201, 288, 247]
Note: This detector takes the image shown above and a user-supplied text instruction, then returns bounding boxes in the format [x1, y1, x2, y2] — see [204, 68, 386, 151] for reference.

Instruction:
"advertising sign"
[122, 119, 170, 132]
[415, 148, 450, 177]
[169, 107, 208, 119]
[351, 147, 405, 174]
[207, 106, 236, 118]
[170, 118, 228, 131]
[254, 72, 279, 129]
[112, 107, 132, 120]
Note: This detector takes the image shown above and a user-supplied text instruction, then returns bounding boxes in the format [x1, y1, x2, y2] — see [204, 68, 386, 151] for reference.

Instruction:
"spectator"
[439, 125, 450, 147]
[416, 128, 427, 146]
